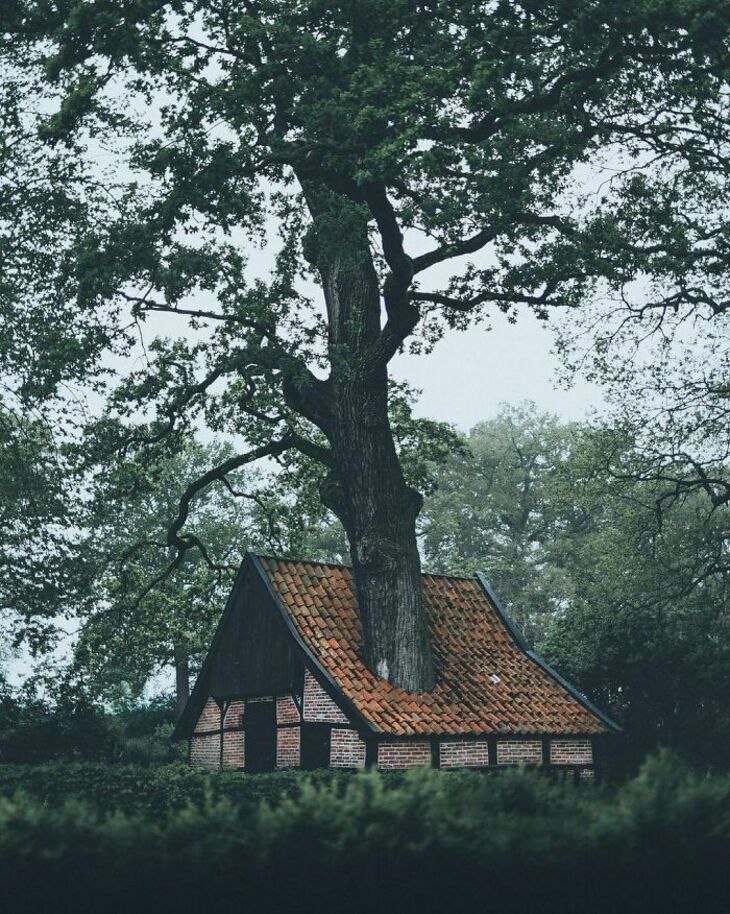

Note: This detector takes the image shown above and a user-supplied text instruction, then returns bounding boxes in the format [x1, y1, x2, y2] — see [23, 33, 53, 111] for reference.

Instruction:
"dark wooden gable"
[173, 555, 304, 740]
[208, 561, 302, 698]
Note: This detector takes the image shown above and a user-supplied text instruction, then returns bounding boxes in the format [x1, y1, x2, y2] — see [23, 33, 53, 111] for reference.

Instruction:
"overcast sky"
[392, 310, 603, 430]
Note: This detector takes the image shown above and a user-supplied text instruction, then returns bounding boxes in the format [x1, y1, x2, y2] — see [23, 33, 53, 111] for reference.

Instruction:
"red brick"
[276, 726, 301, 768]
[190, 733, 220, 768]
[276, 694, 301, 725]
[330, 729, 366, 768]
[224, 699, 245, 728]
[550, 739, 593, 765]
[222, 729, 245, 768]
[496, 740, 543, 765]
[194, 698, 221, 733]
[377, 741, 430, 769]
[303, 670, 349, 723]
[440, 740, 489, 768]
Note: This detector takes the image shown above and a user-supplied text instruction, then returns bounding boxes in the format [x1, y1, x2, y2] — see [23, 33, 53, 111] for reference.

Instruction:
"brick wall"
[276, 694, 301, 725]
[223, 699, 245, 728]
[440, 740, 489, 769]
[377, 741, 431, 769]
[303, 670, 349, 723]
[550, 739, 593, 765]
[276, 726, 301, 767]
[330, 728, 367, 768]
[190, 733, 220, 768]
[222, 729, 245, 768]
[496, 740, 543, 765]
[194, 697, 221, 733]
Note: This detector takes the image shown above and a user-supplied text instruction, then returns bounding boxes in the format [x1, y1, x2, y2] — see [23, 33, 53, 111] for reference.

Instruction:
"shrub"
[0, 753, 728, 913]
[0, 692, 185, 764]
[0, 761, 351, 817]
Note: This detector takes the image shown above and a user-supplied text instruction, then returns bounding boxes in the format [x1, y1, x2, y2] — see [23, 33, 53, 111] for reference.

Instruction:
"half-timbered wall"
[189, 691, 307, 771]
[190, 698, 222, 769]
[188, 683, 596, 776]
[302, 670, 349, 723]
[275, 693, 302, 768]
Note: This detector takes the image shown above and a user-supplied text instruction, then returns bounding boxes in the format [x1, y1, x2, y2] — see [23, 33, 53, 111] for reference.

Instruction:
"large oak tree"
[3, 0, 730, 689]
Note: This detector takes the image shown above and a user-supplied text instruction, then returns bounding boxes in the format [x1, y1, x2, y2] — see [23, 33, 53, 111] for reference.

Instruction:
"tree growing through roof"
[4, 1, 730, 689]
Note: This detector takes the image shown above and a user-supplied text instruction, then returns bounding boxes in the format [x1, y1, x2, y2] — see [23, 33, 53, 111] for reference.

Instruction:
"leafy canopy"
[3, 0, 730, 575]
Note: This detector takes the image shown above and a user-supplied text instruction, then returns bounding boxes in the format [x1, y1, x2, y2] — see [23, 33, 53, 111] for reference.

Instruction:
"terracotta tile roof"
[258, 556, 610, 736]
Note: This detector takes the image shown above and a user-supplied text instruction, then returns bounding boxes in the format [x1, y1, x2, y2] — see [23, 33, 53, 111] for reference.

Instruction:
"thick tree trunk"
[299, 189, 435, 691]
[174, 646, 190, 722]
[322, 381, 435, 691]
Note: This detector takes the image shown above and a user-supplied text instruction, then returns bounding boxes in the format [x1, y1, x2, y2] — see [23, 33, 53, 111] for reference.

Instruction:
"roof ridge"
[253, 551, 480, 583]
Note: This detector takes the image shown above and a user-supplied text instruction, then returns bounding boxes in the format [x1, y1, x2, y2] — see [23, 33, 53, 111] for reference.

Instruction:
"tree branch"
[166, 433, 333, 555]
[412, 227, 499, 275]
[409, 281, 560, 312]
[426, 45, 626, 145]
[360, 182, 414, 300]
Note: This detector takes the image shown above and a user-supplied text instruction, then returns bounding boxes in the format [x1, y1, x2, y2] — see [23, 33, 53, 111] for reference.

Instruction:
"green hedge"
[0, 760, 349, 816]
[0, 754, 728, 914]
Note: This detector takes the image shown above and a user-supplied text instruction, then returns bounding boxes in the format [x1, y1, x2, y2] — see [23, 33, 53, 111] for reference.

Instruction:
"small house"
[173, 553, 618, 775]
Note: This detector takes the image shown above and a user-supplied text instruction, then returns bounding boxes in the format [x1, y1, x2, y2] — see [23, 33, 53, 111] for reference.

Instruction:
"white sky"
[392, 311, 603, 429]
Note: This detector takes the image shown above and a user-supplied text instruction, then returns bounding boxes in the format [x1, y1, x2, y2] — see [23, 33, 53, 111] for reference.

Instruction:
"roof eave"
[171, 551, 260, 741]
[475, 573, 622, 734]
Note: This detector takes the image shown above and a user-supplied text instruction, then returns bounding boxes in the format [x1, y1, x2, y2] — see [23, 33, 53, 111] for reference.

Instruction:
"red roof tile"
[259, 557, 609, 736]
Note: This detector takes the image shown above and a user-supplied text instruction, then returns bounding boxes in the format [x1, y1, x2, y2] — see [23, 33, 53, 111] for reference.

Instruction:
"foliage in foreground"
[0, 760, 344, 817]
[0, 755, 728, 914]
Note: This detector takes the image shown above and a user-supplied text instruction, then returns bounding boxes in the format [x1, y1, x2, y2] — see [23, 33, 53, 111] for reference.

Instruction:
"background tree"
[541, 430, 730, 771]
[421, 404, 586, 641]
[0, 401, 83, 655]
[5, 1, 730, 688]
[424, 407, 730, 769]
[555, 250, 730, 544]
[74, 440, 264, 716]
